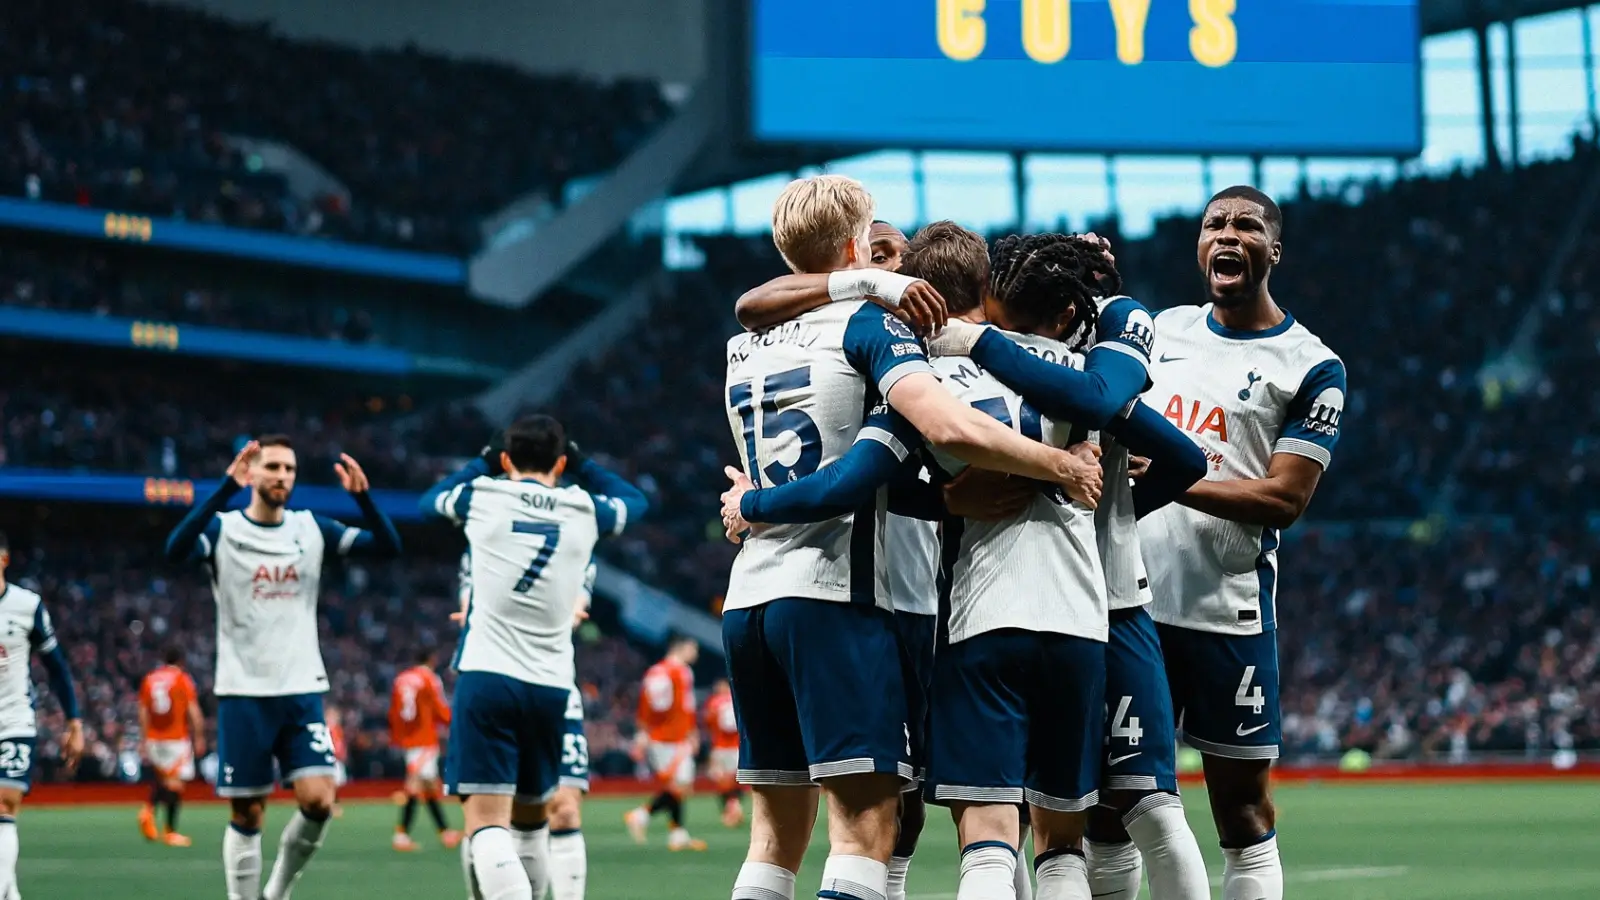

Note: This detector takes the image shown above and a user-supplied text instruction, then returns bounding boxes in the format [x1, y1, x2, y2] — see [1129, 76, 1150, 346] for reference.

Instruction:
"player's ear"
[553, 454, 568, 481]
[1270, 240, 1283, 266]
[499, 450, 515, 475]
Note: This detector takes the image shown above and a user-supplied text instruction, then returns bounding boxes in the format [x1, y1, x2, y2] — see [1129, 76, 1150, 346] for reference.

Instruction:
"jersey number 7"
[510, 522, 562, 593]
[729, 367, 822, 487]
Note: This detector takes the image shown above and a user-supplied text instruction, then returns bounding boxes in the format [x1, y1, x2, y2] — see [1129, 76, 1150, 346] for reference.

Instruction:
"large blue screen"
[749, 0, 1421, 155]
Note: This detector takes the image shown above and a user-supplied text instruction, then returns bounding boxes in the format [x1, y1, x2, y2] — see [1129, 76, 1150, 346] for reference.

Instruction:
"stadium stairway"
[467, 87, 720, 307]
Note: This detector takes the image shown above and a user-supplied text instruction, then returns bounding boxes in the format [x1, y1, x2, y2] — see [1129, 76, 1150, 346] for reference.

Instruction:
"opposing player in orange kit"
[139, 646, 203, 847]
[389, 649, 460, 851]
[703, 679, 743, 828]
[625, 636, 707, 851]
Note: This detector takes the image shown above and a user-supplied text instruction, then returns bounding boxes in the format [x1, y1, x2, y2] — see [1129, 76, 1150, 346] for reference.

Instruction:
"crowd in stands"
[1, 0, 671, 254]
[10, 537, 659, 783]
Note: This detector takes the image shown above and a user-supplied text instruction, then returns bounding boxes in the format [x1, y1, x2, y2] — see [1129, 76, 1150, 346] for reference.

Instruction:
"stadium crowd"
[8, 537, 657, 784]
[1, 0, 671, 253]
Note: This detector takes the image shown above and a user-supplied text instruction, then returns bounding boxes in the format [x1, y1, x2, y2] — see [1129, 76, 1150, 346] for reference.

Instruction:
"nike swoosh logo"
[1106, 752, 1141, 766]
[1237, 723, 1270, 737]
[1159, 354, 1187, 363]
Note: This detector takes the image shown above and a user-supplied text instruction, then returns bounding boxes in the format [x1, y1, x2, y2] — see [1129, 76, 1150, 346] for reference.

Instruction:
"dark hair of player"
[502, 414, 567, 473]
[257, 433, 294, 450]
[417, 647, 436, 665]
[872, 219, 895, 228]
[1206, 185, 1283, 239]
[989, 233, 1112, 351]
[163, 645, 184, 666]
[900, 220, 990, 315]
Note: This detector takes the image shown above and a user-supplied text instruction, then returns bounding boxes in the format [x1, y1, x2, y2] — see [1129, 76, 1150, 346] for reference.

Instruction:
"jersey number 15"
[729, 366, 822, 487]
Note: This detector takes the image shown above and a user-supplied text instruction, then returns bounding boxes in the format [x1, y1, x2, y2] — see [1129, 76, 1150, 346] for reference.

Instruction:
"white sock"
[1084, 840, 1141, 900]
[511, 824, 551, 899]
[549, 829, 587, 900]
[818, 854, 888, 900]
[1221, 834, 1282, 900]
[1034, 850, 1091, 900]
[262, 810, 329, 900]
[471, 827, 534, 900]
[462, 832, 483, 900]
[1015, 825, 1033, 900]
[1125, 796, 1209, 900]
[957, 843, 1016, 900]
[0, 818, 17, 899]
[732, 861, 796, 900]
[223, 822, 263, 900]
[886, 856, 912, 900]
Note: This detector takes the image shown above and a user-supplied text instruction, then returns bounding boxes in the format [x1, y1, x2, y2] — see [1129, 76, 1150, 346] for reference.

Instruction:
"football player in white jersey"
[422, 415, 646, 900]
[1138, 187, 1346, 900]
[163, 435, 401, 900]
[935, 235, 1213, 900]
[733, 220, 943, 900]
[0, 531, 83, 900]
[719, 177, 1103, 900]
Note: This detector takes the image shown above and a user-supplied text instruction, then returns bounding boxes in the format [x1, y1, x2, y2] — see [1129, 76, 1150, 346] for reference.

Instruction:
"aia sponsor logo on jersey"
[251, 564, 301, 600]
[1162, 396, 1229, 442]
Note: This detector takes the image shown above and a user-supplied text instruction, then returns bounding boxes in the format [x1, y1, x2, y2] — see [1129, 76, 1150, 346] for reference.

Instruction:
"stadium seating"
[0, 0, 670, 254]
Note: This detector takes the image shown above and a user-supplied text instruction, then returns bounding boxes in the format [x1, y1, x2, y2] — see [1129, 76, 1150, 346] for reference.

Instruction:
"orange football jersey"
[139, 665, 196, 742]
[390, 666, 451, 749]
[704, 691, 739, 750]
[637, 658, 695, 743]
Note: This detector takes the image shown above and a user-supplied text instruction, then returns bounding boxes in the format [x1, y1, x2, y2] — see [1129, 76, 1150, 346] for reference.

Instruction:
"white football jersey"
[724, 300, 934, 612]
[438, 477, 606, 690]
[0, 586, 58, 739]
[1139, 306, 1346, 635]
[885, 464, 939, 616]
[206, 510, 338, 696]
[930, 332, 1108, 645]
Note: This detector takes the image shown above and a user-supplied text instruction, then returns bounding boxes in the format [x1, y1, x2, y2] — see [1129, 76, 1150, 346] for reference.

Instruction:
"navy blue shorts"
[722, 598, 911, 786]
[1157, 624, 1281, 760]
[1102, 608, 1179, 794]
[215, 694, 337, 798]
[894, 611, 936, 784]
[0, 737, 36, 794]
[926, 629, 1105, 812]
[559, 688, 590, 793]
[446, 671, 571, 803]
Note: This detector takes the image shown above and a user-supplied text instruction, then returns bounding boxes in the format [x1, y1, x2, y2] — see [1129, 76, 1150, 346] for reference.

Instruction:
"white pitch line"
[913, 864, 1410, 898]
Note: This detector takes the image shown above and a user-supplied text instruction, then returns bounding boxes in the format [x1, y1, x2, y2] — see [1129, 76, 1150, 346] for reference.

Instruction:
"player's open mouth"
[1210, 250, 1246, 285]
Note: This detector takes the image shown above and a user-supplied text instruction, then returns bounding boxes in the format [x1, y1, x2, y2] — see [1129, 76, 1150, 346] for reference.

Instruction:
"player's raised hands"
[1058, 442, 1104, 509]
[226, 441, 261, 487]
[942, 468, 1037, 521]
[872, 279, 948, 337]
[61, 719, 85, 775]
[720, 466, 756, 544]
[334, 454, 370, 493]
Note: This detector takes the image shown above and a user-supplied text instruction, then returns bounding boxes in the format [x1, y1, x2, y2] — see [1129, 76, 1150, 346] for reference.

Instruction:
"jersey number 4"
[729, 367, 822, 487]
[511, 522, 562, 593]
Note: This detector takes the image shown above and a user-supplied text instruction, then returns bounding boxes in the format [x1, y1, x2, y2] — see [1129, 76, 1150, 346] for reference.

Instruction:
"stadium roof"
[1424, 0, 1590, 34]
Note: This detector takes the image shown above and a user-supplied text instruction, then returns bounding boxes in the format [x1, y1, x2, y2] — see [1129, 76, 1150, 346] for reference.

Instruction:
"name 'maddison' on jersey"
[1139, 305, 1347, 635]
[723, 300, 934, 611]
[434, 477, 613, 689]
[929, 331, 1108, 644]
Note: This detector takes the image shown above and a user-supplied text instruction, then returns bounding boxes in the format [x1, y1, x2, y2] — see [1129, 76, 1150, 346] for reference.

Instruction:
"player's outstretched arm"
[314, 454, 401, 558]
[934, 322, 1149, 430]
[735, 270, 946, 335]
[887, 372, 1103, 508]
[565, 447, 649, 537]
[1103, 401, 1208, 518]
[164, 441, 260, 563]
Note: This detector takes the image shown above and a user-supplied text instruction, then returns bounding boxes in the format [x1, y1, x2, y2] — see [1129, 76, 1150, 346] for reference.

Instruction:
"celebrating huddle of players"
[714, 175, 1345, 900]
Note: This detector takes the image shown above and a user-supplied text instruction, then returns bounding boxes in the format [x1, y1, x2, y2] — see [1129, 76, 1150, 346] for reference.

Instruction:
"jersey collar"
[1206, 306, 1296, 340]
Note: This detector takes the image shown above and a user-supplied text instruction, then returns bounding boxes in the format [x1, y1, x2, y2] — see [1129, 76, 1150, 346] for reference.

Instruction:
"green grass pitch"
[16, 782, 1600, 898]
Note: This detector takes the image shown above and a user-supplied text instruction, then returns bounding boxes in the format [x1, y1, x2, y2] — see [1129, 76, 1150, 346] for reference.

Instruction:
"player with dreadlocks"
[935, 233, 1212, 900]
